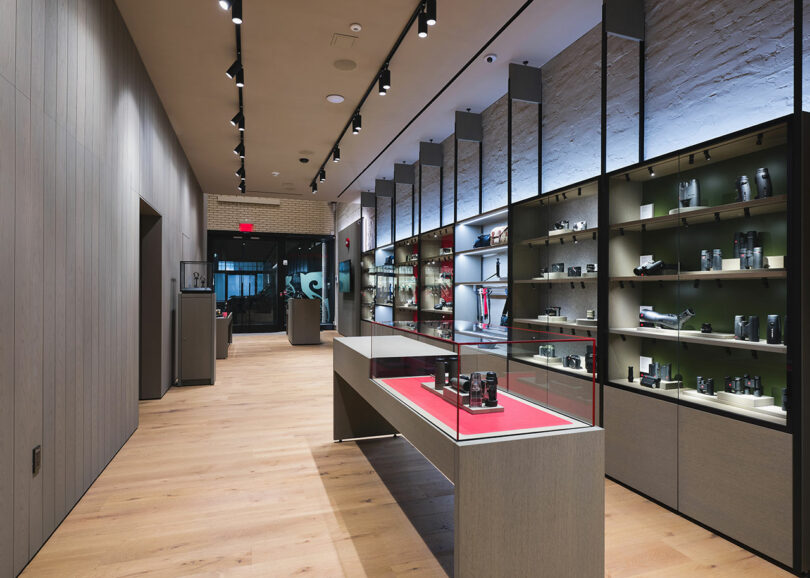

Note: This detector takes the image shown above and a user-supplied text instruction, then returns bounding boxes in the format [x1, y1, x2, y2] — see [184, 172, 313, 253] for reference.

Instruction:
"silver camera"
[572, 220, 587, 231]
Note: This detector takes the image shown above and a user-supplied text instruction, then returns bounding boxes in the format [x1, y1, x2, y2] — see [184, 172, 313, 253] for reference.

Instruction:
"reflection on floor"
[21, 332, 790, 577]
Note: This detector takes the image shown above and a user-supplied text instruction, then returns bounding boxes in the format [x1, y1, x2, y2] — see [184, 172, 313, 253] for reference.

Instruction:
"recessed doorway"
[140, 199, 163, 399]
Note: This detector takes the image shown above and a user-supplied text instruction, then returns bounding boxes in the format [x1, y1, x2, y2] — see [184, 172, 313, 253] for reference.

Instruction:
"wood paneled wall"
[0, 0, 205, 575]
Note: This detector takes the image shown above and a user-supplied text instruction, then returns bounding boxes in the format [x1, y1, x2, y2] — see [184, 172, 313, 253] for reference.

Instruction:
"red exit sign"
[239, 223, 254, 232]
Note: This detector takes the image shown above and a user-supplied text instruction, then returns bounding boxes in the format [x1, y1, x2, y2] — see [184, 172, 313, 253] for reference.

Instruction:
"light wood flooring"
[21, 332, 791, 577]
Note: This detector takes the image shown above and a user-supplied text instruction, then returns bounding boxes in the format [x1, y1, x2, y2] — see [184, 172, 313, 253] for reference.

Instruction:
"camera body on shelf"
[551, 262, 565, 273]
[538, 344, 556, 357]
[572, 220, 587, 231]
[553, 219, 569, 230]
[564, 354, 581, 370]
[633, 260, 668, 276]
[568, 266, 582, 277]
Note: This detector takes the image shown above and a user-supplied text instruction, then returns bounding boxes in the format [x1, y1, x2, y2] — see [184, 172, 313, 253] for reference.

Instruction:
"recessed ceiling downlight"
[334, 59, 357, 71]
[326, 94, 345, 104]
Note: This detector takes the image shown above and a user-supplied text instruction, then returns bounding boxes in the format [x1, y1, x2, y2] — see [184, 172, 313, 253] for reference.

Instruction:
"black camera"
[700, 322, 713, 333]
[564, 354, 581, 370]
[567, 266, 582, 277]
[734, 315, 760, 342]
[551, 262, 565, 273]
[543, 306, 561, 316]
[640, 375, 660, 388]
[572, 220, 587, 231]
[697, 376, 715, 396]
[553, 219, 569, 230]
[586, 263, 597, 273]
[767, 314, 782, 344]
[633, 260, 666, 276]
[723, 376, 733, 393]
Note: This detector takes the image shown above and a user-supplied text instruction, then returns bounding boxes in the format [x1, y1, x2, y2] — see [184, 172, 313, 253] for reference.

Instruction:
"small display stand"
[180, 261, 214, 293]
[287, 298, 321, 345]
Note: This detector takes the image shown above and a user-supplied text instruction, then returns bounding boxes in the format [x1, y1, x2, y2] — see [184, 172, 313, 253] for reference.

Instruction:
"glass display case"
[511, 179, 600, 381]
[419, 226, 454, 329]
[360, 251, 375, 323]
[180, 261, 214, 293]
[367, 321, 595, 440]
[607, 122, 788, 426]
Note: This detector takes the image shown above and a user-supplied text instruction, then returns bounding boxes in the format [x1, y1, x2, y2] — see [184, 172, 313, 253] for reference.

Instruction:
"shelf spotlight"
[648, 166, 655, 177]
[756, 133, 763, 146]
[688, 153, 694, 165]
[704, 149, 711, 161]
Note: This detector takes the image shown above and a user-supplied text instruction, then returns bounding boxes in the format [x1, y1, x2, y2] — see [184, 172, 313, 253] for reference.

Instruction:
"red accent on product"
[380, 376, 572, 435]
[238, 223, 254, 232]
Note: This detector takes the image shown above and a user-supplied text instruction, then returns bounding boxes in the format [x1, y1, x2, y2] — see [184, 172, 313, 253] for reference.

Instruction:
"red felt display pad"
[380, 376, 574, 436]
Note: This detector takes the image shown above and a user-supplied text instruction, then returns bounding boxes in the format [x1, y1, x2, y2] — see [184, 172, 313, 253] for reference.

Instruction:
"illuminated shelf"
[610, 269, 786, 283]
[609, 327, 786, 353]
[521, 227, 599, 247]
[455, 245, 509, 257]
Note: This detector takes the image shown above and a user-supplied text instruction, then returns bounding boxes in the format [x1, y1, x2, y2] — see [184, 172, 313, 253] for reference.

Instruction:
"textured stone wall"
[208, 195, 334, 236]
[542, 25, 602, 193]
[377, 195, 392, 246]
[395, 182, 413, 241]
[336, 200, 360, 235]
[412, 161, 420, 233]
[361, 206, 375, 251]
[456, 139, 480, 220]
[441, 134, 455, 225]
[421, 164, 441, 232]
[512, 100, 540, 202]
[644, 0, 793, 158]
[606, 34, 640, 172]
[482, 94, 509, 211]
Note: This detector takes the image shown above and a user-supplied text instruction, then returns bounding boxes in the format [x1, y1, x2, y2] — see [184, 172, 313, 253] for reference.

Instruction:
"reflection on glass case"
[368, 321, 595, 440]
[181, 261, 214, 293]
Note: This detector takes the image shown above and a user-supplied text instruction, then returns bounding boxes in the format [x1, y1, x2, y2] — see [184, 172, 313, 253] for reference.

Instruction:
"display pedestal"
[716, 391, 775, 408]
[334, 336, 604, 578]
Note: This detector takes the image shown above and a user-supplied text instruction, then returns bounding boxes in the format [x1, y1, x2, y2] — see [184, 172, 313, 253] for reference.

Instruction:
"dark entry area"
[208, 230, 335, 333]
[140, 199, 163, 399]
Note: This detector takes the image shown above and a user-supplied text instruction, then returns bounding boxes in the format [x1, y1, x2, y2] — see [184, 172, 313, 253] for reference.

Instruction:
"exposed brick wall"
[207, 195, 334, 236]
[644, 0, 793, 158]
[542, 24, 602, 193]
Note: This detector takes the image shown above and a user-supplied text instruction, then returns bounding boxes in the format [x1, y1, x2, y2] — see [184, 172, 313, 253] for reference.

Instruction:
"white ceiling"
[115, 0, 601, 203]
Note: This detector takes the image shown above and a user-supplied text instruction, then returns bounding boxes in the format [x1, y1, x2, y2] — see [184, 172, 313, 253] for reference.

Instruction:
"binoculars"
[697, 376, 715, 395]
[700, 249, 723, 271]
[734, 315, 760, 342]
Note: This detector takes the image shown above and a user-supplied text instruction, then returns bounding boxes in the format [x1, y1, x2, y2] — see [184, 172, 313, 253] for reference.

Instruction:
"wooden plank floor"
[21, 332, 791, 577]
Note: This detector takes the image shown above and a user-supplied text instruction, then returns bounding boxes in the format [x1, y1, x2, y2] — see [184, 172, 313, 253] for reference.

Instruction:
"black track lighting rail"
[311, 0, 429, 192]
[221, 0, 247, 192]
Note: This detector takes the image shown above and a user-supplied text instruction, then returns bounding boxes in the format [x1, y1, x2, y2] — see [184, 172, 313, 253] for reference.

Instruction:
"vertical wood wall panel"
[0, 74, 16, 578]
[1, 0, 206, 573]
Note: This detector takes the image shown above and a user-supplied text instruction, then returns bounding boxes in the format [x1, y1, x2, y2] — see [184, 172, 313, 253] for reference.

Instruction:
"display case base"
[533, 355, 563, 365]
[576, 318, 598, 326]
[549, 228, 571, 236]
[533, 272, 566, 280]
[442, 385, 470, 406]
[716, 391, 775, 409]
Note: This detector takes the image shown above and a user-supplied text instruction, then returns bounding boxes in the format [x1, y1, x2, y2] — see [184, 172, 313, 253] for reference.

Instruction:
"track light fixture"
[352, 113, 362, 134]
[425, 0, 437, 25]
[234, 141, 244, 157]
[238, 116, 245, 132]
[231, 0, 242, 24]
[381, 67, 391, 91]
[704, 149, 711, 161]
[235, 68, 244, 87]
[418, 11, 428, 38]
[688, 153, 694, 165]
[236, 166, 245, 178]
[230, 111, 243, 127]
[319, 169, 326, 183]
[332, 147, 341, 163]
[226, 60, 241, 79]
[648, 166, 655, 177]
[239, 182, 246, 193]
[378, 76, 387, 96]
[218, 0, 231, 10]
[311, 181, 318, 194]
